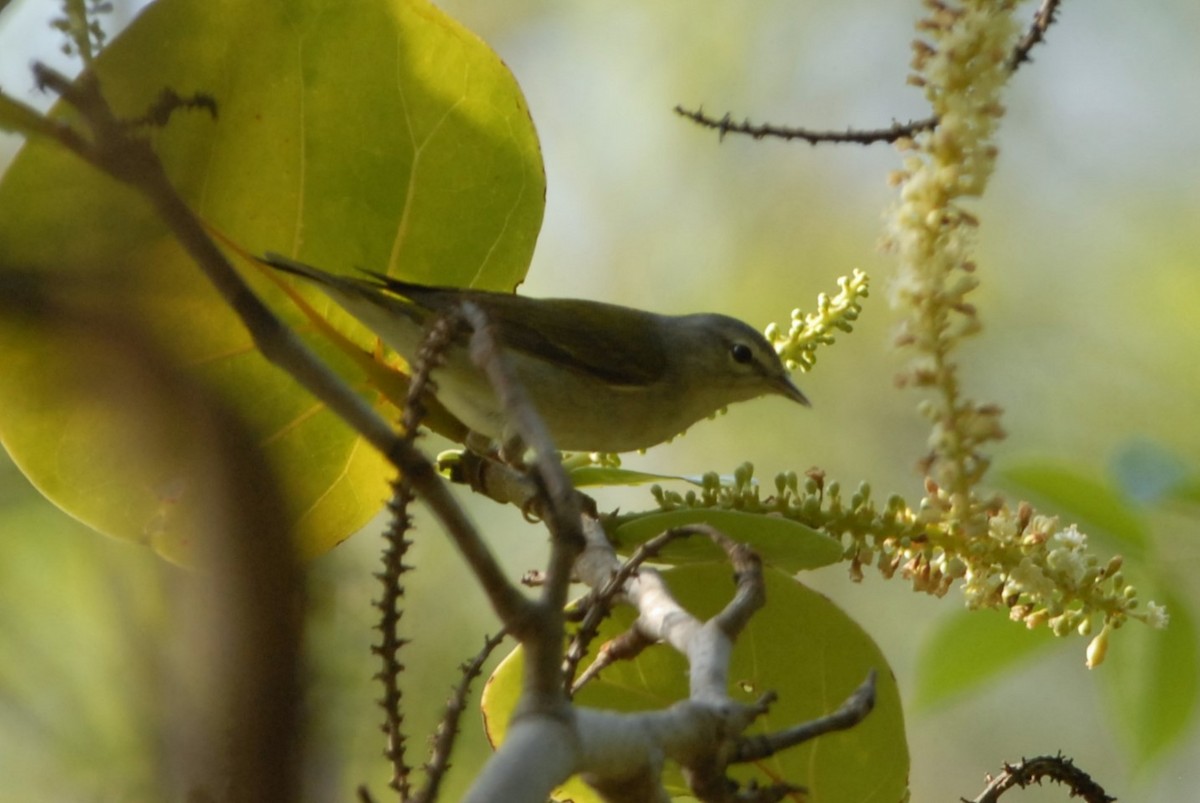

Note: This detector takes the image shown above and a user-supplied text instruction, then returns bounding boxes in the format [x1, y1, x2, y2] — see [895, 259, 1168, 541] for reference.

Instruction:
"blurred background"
[2, 0, 1198, 800]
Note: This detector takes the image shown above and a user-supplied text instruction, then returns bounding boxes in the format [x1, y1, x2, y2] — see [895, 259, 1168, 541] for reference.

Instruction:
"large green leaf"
[0, 0, 545, 560]
[482, 566, 908, 803]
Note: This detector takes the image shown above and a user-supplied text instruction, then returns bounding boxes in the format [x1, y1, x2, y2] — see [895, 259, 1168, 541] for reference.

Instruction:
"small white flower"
[1052, 524, 1087, 550]
[1008, 557, 1055, 599]
[1046, 546, 1087, 587]
[1143, 601, 1170, 629]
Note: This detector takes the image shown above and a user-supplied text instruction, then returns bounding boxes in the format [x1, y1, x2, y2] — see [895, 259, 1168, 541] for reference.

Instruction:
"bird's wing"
[493, 297, 669, 388]
[370, 275, 669, 388]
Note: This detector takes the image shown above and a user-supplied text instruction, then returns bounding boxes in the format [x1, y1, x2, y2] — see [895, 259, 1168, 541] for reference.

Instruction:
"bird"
[261, 253, 809, 453]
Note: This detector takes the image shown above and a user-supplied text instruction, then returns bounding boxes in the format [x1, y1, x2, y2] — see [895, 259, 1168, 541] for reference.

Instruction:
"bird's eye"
[730, 343, 754, 365]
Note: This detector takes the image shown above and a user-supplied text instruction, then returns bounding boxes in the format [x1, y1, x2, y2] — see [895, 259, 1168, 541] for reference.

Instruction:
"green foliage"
[483, 565, 909, 803]
[0, 0, 545, 560]
[913, 609, 1058, 710]
[3, 0, 1192, 799]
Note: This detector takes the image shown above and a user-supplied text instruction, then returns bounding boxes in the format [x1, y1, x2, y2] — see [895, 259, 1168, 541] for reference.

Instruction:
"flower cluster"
[638, 4, 1170, 671]
[647, 463, 1165, 666]
[883, 0, 1020, 529]
[768, 269, 869, 374]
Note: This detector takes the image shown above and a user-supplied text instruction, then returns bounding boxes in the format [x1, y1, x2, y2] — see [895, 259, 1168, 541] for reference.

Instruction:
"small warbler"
[262, 254, 809, 453]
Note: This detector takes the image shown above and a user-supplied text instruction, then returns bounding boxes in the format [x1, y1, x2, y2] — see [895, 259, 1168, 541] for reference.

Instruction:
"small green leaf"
[912, 608, 1059, 711]
[568, 465, 695, 488]
[999, 462, 1149, 557]
[611, 508, 843, 572]
[482, 566, 908, 803]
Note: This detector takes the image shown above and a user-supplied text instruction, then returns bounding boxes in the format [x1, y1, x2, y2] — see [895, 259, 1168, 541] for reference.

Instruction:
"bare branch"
[372, 312, 463, 799]
[673, 106, 937, 145]
[732, 670, 877, 762]
[968, 754, 1115, 803]
[565, 518, 689, 691]
[676, 0, 1064, 145]
[1008, 0, 1064, 72]
[414, 632, 508, 803]
[460, 302, 582, 714]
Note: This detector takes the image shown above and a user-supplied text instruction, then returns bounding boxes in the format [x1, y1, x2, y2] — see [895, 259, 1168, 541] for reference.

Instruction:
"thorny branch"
[672, 107, 937, 146]
[968, 754, 1115, 803]
[371, 311, 465, 800]
[412, 631, 508, 803]
[1008, 0, 1063, 71]
[676, 0, 1063, 145]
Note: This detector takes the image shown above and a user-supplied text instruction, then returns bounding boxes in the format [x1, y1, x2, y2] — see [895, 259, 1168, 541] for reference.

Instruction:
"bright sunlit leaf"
[0, 0, 545, 560]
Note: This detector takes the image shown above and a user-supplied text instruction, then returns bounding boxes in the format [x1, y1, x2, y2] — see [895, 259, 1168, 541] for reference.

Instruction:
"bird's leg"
[497, 432, 530, 469]
[462, 429, 530, 470]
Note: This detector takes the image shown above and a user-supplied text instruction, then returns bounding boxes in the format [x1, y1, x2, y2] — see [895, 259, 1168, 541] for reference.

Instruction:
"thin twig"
[372, 314, 461, 800]
[676, 0, 1065, 146]
[673, 106, 937, 145]
[460, 301, 581, 557]
[460, 301, 582, 711]
[414, 632, 508, 803]
[968, 754, 1115, 803]
[1008, 0, 1063, 72]
[569, 626, 654, 695]
[563, 522, 684, 690]
[732, 670, 876, 762]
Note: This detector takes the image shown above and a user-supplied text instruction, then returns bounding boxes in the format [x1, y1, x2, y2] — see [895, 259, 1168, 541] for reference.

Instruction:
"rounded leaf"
[482, 566, 908, 802]
[0, 0, 545, 559]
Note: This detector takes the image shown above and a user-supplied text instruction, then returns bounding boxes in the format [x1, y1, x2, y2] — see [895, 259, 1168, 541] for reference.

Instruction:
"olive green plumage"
[263, 253, 808, 452]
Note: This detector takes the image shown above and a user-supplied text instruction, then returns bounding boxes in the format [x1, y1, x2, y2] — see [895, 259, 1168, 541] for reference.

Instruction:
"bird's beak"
[774, 374, 811, 408]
